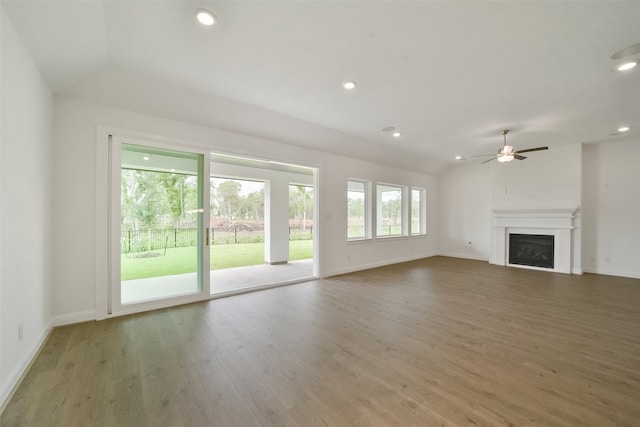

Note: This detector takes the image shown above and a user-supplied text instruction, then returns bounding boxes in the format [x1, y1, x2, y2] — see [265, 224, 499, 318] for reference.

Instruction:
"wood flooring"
[3, 256, 640, 426]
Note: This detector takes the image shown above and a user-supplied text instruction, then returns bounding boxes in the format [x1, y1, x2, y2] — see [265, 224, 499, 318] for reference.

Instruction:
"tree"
[210, 179, 220, 218]
[119, 170, 173, 252]
[289, 185, 313, 229]
[382, 196, 401, 226]
[157, 174, 197, 228]
[121, 170, 172, 229]
[216, 180, 242, 220]
[348, 196, 364, 221]
[245, 189, 264, 220]
[121, 170, 137, 229]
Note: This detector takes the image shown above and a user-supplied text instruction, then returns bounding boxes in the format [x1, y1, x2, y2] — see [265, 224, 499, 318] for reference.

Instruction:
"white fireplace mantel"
[491, 208, 578, 274]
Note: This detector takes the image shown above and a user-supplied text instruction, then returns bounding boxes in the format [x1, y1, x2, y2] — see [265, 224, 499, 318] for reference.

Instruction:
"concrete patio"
[121, 259, 314, 304]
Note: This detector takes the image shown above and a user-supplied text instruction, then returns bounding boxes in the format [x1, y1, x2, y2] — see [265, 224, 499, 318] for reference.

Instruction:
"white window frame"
[410, 187, 427, 235]
[376, 183, 408, 238]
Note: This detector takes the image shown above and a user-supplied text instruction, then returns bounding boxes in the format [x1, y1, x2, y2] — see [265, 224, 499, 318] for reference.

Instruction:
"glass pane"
[120, 144, 202, 304]
[348, 180, 366, 239]
[289, 185, 314, 260]
[377, 184, 403, 236]
[209, 177, 266, 270]
[411, 189, 421, 234]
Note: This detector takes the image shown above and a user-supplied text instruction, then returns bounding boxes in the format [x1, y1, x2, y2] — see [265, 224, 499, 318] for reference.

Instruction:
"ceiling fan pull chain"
[503, 163, 509, 195]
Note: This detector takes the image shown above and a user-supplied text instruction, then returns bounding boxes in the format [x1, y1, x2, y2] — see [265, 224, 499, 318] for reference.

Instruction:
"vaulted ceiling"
[3, 1, 640, 174]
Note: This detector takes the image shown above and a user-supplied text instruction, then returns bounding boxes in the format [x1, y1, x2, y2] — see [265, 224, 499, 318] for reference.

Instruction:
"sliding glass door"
[110, 137, 210, 314]
[106, 138, 318, 315]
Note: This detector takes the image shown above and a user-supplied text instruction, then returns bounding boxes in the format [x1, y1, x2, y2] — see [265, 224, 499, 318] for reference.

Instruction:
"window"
[347, 180, 370, 240]
[411, 187, 426, 235]
[377, 183, 406, 237]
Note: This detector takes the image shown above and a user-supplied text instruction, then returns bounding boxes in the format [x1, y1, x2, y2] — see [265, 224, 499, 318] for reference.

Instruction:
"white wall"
[582, 138, 640, 278]
[52, 97, 438, 321]
[437, 144, 582, 271]
[438, 163, 491, 260]
[490, 144, 581, 210]
[0, 8, 53, 407]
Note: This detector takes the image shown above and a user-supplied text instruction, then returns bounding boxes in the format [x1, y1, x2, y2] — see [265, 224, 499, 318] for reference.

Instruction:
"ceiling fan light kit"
[497, 141, 515, 163]
[496, 130, 515, 163]
[497, 153, 514, 163]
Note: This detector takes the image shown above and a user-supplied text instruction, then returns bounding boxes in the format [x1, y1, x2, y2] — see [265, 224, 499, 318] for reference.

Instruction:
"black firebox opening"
[509, 234, 554, 269]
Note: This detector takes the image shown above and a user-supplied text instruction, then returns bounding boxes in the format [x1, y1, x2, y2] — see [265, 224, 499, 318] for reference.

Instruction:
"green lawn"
[121, 240, 313, 281]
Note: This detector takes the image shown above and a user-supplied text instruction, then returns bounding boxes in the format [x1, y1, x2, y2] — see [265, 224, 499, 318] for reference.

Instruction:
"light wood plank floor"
[3, 257, 640, 426]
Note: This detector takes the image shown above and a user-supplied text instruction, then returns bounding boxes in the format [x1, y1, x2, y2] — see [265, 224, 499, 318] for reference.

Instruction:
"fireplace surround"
[491, 208, 578, 274]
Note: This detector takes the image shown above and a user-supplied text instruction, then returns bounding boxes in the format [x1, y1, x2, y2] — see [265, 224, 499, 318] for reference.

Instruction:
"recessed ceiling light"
[455, 155, 462, 160]
[143, 156, 150, 161]
[195, 9, 216, 26]
[392, 132, 401, 138]
[617, 61, 637, 71]
[342, 81, 356, 90]
[618, 126, 630, 132]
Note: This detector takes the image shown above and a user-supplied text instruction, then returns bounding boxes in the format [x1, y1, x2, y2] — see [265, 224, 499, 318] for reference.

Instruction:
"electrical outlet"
[605, 257, 611, 263]
[18, 324, 23, 340]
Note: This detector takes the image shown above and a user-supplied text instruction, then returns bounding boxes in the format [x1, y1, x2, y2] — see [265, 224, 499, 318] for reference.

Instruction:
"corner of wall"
[0, 6, 55, 410]
[0, 320, 53, 412]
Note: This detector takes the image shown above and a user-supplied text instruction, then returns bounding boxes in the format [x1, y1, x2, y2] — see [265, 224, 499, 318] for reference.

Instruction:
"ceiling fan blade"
[481, 157, 495, 164]
[514, 154, 527, 160]
[515, 146, 548, 154]
[471, 154, 495, 157]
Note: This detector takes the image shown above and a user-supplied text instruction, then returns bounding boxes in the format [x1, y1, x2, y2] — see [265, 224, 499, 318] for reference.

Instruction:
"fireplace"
[491, 208, 578, 274]
[509, 234, 554, 269]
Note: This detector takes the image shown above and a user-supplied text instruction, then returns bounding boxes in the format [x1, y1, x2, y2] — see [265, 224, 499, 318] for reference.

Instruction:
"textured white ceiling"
[3, 1, 640, 174]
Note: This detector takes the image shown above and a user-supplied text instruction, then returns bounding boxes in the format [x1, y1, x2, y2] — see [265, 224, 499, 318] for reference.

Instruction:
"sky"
[212, 177, 313, 197]
[212, 177, 264, 196]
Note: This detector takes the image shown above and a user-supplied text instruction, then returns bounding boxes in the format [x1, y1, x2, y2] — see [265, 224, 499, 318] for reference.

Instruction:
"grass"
[121, 240, 313, 281]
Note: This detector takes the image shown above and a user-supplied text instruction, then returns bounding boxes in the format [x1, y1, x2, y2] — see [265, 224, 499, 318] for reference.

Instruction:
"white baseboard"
[323, 252, 437, 278]
[440, 253, 588, 275]
[0, 319, 53, 414]
[582, 266, 640, 279]
[51, 310, 96, 327]
[437, 252, 490, 262]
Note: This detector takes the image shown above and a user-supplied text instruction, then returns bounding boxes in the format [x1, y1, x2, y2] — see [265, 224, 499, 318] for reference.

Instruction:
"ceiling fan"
[476, 130, 548, 164]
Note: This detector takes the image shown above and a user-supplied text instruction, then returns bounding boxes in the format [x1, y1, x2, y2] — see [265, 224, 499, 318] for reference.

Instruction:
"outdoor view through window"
[120, 153, 314, 303]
